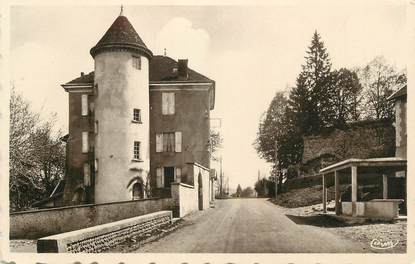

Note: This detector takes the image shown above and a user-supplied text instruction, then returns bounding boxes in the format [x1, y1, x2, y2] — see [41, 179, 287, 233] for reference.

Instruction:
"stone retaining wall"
[37, 211, 172, 253]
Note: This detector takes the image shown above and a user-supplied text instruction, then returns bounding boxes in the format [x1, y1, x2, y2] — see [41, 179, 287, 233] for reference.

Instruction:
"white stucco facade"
[94, 50, 150, 203]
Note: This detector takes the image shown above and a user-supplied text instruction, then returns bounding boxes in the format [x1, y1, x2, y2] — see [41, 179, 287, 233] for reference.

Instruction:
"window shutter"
[169, 93, 175, 114]
[81, 95, 88, 116]
[162, 93, 168, 115]
[156, 168, 162, 188]
[175, 167, 182, 183]
[175, 131, 182, 152]
[94, 159, 98, 172]
[156, 133, 163, 152]
[83, 163, 91, 186]
[82, 132, 89, 153]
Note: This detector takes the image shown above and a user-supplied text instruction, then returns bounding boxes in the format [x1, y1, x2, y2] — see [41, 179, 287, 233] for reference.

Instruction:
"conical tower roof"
[90, 14, 153, 58]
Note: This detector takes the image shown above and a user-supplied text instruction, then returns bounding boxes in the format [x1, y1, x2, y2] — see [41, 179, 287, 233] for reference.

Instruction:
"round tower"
[90, 11, 153, 203]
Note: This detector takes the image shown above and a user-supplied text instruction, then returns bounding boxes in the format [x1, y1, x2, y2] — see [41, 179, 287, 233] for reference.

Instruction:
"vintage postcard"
[0, 0, 413, 263]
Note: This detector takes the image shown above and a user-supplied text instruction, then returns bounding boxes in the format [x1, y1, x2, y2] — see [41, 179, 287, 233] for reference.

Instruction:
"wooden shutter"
[175, 167, 182, 183]
[162, 93, 168, 115]
[156, 168, 162, 188]
[169, 93, 175, 114]
[156, 133, 163, 152]
[83, 163, 91, 186]
[175, 131, 182, 152]
[81, 94, 88, 116]
[82, 132, 89, 153]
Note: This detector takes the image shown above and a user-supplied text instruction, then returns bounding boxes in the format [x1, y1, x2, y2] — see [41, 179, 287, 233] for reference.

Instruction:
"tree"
[299, 31, 333, 133]
[357, 56, 404, 120]
[236, 184, 242, 197]
[329, 68, 363, 126]
[208, 129, 223, 161]
[254, 92, 289, 163]
[241, 187, 254, 198]
[9, 87, 65, 211]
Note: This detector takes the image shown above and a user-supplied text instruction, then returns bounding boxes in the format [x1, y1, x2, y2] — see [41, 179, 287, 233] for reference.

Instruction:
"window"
[94, 84, 98, 96]
[162, 93, 175, 115]
[155, 132, 182, 153]
[82, 132, 89, 153]
[133, 109, 141, 123]
[94, 120, 98, 134]
[81, 94, 88, 116]
[83, 163, 91, 186]
[132, 55, 141, 70]
[133, 141, 141, 160]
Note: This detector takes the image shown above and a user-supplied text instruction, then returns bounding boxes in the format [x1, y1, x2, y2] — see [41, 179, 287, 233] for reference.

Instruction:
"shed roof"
[320, 157, 407, 174]
[388, 84, 407, 101]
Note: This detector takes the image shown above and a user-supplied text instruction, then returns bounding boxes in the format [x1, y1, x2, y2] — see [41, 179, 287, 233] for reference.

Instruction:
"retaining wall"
[10, 197, 173, 239]
[37, 211, 172, 253]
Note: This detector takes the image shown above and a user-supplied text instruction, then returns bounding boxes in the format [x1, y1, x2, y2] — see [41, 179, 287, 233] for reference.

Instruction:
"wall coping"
[186, 162, 210, 171]
[10, 197, 168, 215]
[171, 182, 194, 189]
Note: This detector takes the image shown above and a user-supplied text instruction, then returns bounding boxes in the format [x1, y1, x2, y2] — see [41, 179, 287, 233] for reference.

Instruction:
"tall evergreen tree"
[290, 31, 333, 135]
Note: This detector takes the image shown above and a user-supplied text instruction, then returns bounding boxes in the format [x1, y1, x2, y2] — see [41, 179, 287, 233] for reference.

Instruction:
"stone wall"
[37, 211, 172, 253]
[10, 197, 173, 239]
[302, 119, 395, 174]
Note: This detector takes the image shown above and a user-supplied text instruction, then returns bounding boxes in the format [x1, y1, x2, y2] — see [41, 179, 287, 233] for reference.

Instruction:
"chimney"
[177, 59, 188, 80]
[81, 72, 85, 77]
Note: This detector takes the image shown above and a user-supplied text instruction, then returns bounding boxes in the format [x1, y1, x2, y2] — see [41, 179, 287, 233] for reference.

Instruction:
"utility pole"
[275, 141, 279, 200]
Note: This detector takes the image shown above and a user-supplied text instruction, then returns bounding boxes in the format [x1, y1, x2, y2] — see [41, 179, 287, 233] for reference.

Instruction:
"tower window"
[133, 141, 141, 160]
[132, 55, 141, 70]
[94, 120, 98, 134]
[133, 109, 141, 123]
[162, 92, 175, 115]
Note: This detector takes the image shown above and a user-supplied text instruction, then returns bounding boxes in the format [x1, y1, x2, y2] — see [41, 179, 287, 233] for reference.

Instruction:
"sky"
[10, 3, 407, 191]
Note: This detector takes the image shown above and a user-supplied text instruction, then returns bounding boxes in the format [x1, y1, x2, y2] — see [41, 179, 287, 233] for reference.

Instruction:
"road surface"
[133, 198, 368, 253]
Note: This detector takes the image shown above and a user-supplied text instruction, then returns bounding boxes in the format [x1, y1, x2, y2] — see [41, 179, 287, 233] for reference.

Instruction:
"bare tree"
[9, 87, 65, 211]
[357, 56, 404, 120]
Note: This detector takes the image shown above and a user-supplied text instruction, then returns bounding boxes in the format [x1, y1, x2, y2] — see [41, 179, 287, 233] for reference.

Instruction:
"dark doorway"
[132, 182, 143, 199]
[164, 167, 175, 188]
[198, 172, 203, 210]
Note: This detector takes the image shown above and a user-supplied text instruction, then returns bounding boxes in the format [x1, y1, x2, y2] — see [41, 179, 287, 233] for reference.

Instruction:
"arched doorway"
[132, 182, 144, 200]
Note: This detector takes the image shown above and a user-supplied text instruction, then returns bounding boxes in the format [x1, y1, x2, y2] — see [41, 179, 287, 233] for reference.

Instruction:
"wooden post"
[322, 174, 327, 213]
[383, 174, 388, 199]
[351, 166, 357, 217]
[335, 171, 341, 215]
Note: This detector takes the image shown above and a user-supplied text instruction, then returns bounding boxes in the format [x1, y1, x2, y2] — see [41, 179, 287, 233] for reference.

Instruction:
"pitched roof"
[90, 15, 152, 58]
[149, 56, 214, 83]
[388, 84, 407, 101]
[65, 72, 94, 85]
[63, 56, 214, 85]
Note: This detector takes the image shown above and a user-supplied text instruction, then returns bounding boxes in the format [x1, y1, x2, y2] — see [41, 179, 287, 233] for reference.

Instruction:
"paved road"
[134, 198, 368, 253]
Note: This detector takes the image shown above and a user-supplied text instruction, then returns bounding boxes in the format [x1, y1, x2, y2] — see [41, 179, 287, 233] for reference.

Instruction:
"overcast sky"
[10, 3, 407, 190]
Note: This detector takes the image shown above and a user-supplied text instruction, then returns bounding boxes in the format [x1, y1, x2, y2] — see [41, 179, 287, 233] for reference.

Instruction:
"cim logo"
[370, 238, 399, 250]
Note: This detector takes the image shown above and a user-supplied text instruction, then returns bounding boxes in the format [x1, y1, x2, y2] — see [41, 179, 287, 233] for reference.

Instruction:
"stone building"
[58, 11, 215, 206]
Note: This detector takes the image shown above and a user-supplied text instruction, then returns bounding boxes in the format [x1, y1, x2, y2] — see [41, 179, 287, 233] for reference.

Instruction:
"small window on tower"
[133, 141, 141, 160]
[132, 55, 141, 70]
[133, 109, 141, 123]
